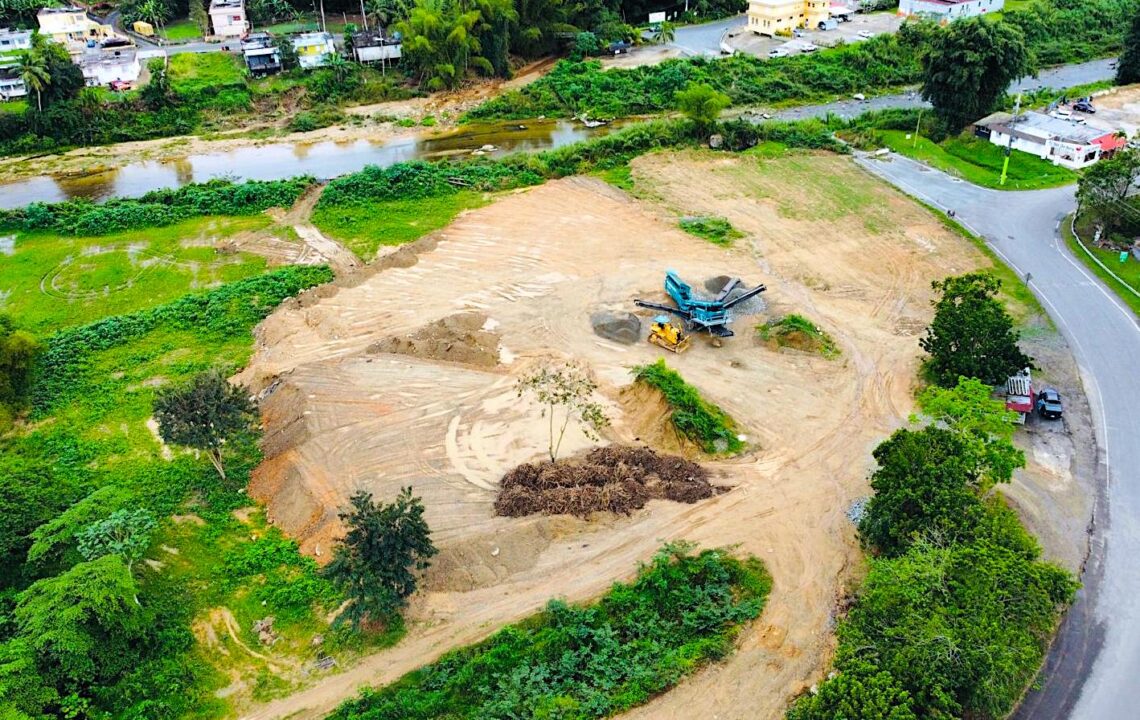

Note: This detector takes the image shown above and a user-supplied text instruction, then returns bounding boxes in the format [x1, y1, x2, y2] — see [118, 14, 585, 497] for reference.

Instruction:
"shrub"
[757, 314, 839, 358]
[678, 216, 743, 246]
[632, 359, 744, 454]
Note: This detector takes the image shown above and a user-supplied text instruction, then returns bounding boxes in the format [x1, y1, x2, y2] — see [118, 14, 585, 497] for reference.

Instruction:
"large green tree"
[1076, 148, 1140, 232]
[858, 426, 985, 557]
[323, 488, 437, 629]
[919, 17, 1033, 132]
[153, 370, 255, 480]
[1116, 9, 1140, 84]
[920, 272, 1032, 387]
[675, 81, 731, 137]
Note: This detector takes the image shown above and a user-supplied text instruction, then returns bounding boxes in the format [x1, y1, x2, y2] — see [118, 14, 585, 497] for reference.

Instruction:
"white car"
[768, 48, 789, 58]
[857, 30, 873, 39]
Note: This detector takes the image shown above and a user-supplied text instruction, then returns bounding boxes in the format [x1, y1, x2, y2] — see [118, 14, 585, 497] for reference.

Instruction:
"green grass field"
[0, 215, 271, 333]
[878, 130, 1078, 191]
[1064, 216, 1140, 317]
[163, 18, 203, 41]
[169, 52, 246, 92]
[311, 192, 489, 261]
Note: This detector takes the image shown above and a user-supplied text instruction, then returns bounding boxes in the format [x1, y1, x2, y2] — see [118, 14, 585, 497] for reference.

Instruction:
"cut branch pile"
[494, 445, 716, 518]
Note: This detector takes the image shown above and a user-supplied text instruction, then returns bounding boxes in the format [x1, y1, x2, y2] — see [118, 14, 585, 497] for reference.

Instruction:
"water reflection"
[0, 119, 621, 209]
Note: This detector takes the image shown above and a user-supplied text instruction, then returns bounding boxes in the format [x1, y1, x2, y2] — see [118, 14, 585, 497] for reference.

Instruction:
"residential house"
[0, 71, 26, 100]
[898, 0, 1003, 21]
[209, 0, 248, 39]
[37, 7, 116, 48]
[350, 29, 401, 65]
[0, 27, 33, 53]
[748, 0, 830, 36]
[291, 32, 335, 69]
[78, 46, 140, 86]
[975, 110, 1123, 170]
[241, 32, 281, 75]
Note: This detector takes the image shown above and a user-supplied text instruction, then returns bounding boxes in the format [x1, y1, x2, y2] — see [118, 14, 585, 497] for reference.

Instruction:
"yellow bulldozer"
[647, 316, 691, 353]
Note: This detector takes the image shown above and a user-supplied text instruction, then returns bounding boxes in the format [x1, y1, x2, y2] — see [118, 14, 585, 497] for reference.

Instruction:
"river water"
[0, 119, 620, 209]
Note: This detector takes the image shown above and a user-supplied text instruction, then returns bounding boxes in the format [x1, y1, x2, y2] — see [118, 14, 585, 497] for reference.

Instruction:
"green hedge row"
[31, 264, 333, 413]
[329, 544, 770, 720]
[0, 177, 314, 236]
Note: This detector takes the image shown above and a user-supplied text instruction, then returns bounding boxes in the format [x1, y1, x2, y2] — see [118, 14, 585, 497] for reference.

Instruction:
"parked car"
[768, 47, 789, 58]
[857, 30, 873, 38]
[800, 43, 818, 52]
[109, 80, 132, 92]
[1036, 388, 1064, 419]
[1074, 100, 1096, 113]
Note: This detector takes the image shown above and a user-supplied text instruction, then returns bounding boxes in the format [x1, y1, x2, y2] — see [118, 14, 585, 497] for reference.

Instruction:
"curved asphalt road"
[857, 153, 1140, 720]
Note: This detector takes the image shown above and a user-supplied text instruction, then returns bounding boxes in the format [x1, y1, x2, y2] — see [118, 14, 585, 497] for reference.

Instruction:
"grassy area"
[1063, 215, 1140, 317]
[311, 191, 490, 261]
[163, 18, 203, 41]
[877, 130, 1077, 191]
[0, 99, 27, 113]
[757, 314, 839, 359]
[678, 216, 744, 247]
[0, 215, 273, 334]
[632, 359, 745, 455]
[169, 52, 247, 92]
[329, 544, 770, 720]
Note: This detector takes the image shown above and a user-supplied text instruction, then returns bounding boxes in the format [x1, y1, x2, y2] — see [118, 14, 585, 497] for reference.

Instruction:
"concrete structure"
[78, 47, 140, 86]
[291, 32, 335, 69]
[351, 29, 401, 64]
[975, 110, 1121, 169]
[209, 0, 248, 39]
[0, 71, 26, 100]
[748, 0, 830, 36]
[898, 0, 1003, 21]
[37, 7, 115, 46]
[241, 32, 281, 75]
[0, 28, 33, 54]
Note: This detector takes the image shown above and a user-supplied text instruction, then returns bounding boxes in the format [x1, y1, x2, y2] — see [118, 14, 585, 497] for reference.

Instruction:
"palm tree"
[326, 52, 351, 81]
[365, 0, 409, 28]
[653, 20, 675, 45]
[16, 51, 50, 112]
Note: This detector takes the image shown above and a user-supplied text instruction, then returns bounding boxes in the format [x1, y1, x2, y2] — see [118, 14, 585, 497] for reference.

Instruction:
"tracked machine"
[647, 316, 692, 353]
[635, 270, 766, 340]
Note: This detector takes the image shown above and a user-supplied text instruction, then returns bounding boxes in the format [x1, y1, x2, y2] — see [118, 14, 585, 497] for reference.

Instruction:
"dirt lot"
[235, 151, 1092, 720]
[1088, 83, 1140, 140]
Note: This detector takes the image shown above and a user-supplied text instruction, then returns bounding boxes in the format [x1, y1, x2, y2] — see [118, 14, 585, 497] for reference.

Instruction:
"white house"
[78, 47, 141, 86]
[291, 32, 336, 69]
[351, 29, 401, 64]
[0, 72, 26, 100]
[975, 110, 1124, 170]
[898, 0, 1003, 21]
[0, 28, 33, 54]
[241, 32, 281, 74]
[209, 0, 248, 39]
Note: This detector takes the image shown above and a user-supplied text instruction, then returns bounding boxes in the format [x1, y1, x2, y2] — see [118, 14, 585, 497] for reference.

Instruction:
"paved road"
[670, 14, 745, 56]
[858, 153, 1140, 720]
[761, 57, 1118, 121]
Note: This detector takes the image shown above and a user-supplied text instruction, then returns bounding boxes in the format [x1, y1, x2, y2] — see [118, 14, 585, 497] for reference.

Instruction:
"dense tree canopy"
[1077, 148, 1140, 232]
[920, 272, 1033, 387]
[919, 16, 1033, 132]
[1119, 10, 1140, 84]
[323, 488, 438, 628]
[153, 370, 255, 480]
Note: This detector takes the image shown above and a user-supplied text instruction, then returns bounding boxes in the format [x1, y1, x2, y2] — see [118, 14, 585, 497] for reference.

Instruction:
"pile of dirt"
[590, 310, 641, 344]
[368, 312, 500, 367]
[494, 445, 715, 518]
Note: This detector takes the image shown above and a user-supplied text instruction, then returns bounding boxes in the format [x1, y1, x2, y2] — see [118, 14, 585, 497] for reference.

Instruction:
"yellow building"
[36, 7, 115, 46]
[747, 0, 831, 36]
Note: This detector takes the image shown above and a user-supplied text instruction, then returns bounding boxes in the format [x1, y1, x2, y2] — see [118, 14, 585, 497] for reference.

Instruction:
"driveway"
[669, 14, 745, 56]
[857, 153, 1140, 720]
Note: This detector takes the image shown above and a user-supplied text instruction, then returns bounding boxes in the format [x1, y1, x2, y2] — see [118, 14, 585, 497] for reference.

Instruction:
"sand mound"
[368, 312, 500, 368]
[590, 310, 642, 344]
[494, 445, 715, 518]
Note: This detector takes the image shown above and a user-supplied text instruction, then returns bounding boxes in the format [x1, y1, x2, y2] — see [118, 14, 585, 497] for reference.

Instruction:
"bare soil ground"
[234, 151, 1092, 720]
[1088, 83, 1140, 140]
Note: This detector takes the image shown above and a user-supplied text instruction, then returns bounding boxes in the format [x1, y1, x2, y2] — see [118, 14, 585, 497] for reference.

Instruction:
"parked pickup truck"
[1036, 388, 1064, 419]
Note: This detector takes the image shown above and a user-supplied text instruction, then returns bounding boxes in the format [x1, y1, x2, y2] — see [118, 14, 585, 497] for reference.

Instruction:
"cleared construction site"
[237, 151, 1092, 720]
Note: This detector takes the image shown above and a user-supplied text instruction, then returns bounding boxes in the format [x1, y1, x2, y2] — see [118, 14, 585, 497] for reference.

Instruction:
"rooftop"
[979, 110, 1107, 145]
[209, 0, 244, 9]
[292, 31, 333, 43]
[37, 6, 87, 14]
[351, 28, 399, 46]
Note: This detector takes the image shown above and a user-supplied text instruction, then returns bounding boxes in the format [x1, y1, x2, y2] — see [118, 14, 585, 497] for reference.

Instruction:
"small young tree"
[141, 57, 173, 108]
[323, 488, 437, 629]
[1116, 10, 1140, 85]
[189, 0, 209, 35]
[153, 371, 255, 480]
[1076, 148, 1140, 232]
[920, 272, 1032, 387]
[919, 17, 1031, 132]
[652, 20, 675, 45]
[517, 362, 609, 462]
[77, 509, 157, 573]
[674, 81, 731, 138]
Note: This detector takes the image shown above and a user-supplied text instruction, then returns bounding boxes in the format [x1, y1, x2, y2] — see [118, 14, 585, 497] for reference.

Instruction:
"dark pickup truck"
[1036, 388, 1064, 420]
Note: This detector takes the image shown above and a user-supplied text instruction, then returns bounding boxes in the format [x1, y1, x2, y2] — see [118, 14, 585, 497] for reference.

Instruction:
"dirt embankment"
[235, 153, 1093, 720]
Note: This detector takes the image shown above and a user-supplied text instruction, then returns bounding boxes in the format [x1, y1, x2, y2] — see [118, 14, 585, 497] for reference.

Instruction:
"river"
[0, 119, 622, 209]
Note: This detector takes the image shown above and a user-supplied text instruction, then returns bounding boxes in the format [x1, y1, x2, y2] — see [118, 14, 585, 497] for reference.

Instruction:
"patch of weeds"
[632, 359, 745, 454]
[420, 115, 437, 127]
[757, 314, 839, 359]
[396, 117, 416, 128]
[679, 216, 744, 247]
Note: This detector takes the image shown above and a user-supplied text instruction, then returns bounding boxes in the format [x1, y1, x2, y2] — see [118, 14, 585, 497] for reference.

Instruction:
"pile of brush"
[494, 445, 716, 518]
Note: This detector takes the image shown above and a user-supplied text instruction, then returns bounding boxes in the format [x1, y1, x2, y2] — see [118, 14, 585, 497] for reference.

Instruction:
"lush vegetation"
[1065, 214, 1140, 318]
[921, 272, 1033, 386]
[678, 215, 744, 246]
[329, 543, 770, 720]
[757, 314, 839, 359]
[1119, 9, 1140, 83]
[632, 358, 744, 455]
[0, 314, 39, 424]
[1076, 148, 1140, 237]
[0, 177, 313, 236]
[787, 274, 1075, 720]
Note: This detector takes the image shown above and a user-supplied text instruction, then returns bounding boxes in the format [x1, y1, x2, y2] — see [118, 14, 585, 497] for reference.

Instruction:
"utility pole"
[1000, 94, 1021, 187]
[913, 108, 923, 149]
[359, 0, 368, 30]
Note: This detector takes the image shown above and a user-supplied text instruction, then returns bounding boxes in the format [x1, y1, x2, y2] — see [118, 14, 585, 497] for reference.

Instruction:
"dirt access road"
[235, 151, 1090, 720]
